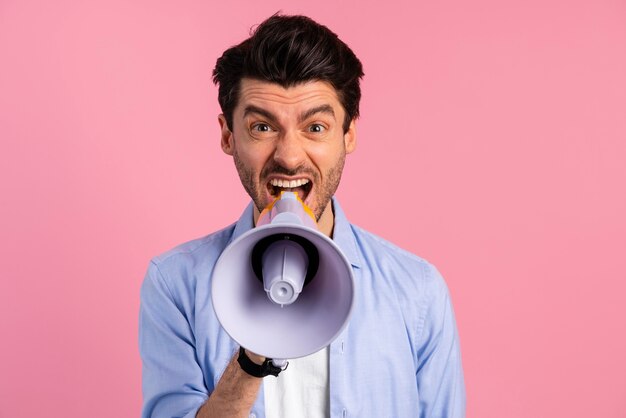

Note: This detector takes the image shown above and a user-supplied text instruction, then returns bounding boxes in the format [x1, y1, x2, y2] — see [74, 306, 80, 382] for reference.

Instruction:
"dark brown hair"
[212, 14, 364, 132]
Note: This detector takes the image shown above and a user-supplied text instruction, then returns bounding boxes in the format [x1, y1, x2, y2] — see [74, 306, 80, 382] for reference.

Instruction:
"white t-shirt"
[264, 347, 329, 418]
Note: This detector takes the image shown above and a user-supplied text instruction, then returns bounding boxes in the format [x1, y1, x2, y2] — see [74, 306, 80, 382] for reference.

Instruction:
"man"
[140, 14, 465, 418]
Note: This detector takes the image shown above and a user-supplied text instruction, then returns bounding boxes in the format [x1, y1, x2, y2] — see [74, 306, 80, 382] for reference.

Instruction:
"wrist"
[244, 350, 265, 365]
[237, 347, 287, 378]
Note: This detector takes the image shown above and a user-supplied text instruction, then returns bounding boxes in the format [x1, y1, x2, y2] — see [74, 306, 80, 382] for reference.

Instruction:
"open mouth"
[267, 178, 313, 202]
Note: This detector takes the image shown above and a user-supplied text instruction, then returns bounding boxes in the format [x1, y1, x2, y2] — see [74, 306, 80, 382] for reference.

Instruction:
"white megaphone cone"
[211, 192, 355, 366]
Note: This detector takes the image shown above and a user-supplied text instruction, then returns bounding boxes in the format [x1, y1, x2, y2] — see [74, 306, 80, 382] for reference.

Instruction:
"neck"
[253, 201, 335, 238]
[315, 202, 335, 238]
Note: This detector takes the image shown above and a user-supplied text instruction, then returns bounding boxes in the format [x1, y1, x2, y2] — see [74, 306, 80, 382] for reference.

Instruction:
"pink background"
[1, 0, 625, 416]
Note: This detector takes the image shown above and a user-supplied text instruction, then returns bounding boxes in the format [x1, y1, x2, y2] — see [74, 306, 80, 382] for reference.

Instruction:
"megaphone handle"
[271, 358, 289, 369]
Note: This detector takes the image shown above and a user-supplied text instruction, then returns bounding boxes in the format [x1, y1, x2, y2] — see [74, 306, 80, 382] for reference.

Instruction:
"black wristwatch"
[237, 347, 288, 377]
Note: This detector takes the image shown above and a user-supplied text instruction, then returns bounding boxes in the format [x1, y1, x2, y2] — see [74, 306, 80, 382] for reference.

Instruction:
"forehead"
[235, 78, 344, 116]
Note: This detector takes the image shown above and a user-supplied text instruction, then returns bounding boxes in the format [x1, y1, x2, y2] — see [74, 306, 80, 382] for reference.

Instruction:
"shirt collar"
[330, 197, 361, 269]
[229, 198, 361, 269]
[230, 201, 255, 244]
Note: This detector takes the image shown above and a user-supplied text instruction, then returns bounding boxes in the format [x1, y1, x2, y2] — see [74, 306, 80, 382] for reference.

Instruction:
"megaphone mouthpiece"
[257, 192, 317, 229]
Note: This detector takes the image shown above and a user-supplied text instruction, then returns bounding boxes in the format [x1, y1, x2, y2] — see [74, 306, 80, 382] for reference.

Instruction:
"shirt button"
[249, 414, 256, 418]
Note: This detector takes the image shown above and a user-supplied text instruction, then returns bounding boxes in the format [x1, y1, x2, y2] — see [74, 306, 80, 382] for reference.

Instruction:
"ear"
[344, 119, 357, 154]
[218, 114, 234, 156]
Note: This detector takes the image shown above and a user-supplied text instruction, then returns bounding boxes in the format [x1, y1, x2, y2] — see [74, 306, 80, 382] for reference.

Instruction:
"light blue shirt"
[139, 199, 465, 417]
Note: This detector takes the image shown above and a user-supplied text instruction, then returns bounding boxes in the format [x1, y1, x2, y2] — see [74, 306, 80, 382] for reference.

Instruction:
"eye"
[308, 123, 326, 133]
[251, 123, 273, 132]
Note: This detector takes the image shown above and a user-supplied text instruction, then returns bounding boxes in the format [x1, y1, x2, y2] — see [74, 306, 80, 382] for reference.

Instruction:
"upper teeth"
[270, 178, 310, 188]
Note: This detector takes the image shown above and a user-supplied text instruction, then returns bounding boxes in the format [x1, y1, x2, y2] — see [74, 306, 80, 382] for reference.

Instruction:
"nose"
[272, 131, 306, 170]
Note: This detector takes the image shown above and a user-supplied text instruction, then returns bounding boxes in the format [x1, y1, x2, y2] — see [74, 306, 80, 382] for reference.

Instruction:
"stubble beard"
[232, 148, 347, 222]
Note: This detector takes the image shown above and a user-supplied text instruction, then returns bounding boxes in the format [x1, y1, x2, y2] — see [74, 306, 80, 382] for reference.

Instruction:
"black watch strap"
[237, 347, 287, 378]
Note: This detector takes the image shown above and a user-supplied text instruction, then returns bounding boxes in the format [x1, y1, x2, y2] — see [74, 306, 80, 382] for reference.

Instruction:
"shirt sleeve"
[415, 265, 466, 418]
[139, 261, 208, 418]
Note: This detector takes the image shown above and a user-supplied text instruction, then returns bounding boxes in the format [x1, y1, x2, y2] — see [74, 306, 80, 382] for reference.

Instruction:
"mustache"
[261, 164, 316, 179]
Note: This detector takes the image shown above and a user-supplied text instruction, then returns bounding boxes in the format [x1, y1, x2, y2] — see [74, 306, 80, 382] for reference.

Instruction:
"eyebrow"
[242, 104, 336, 124]
[243, 105, 277, 122]
[298, 105, 335, 123]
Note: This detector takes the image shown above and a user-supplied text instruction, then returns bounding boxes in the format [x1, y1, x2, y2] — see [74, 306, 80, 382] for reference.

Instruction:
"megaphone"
[211, 192, 355, 363]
